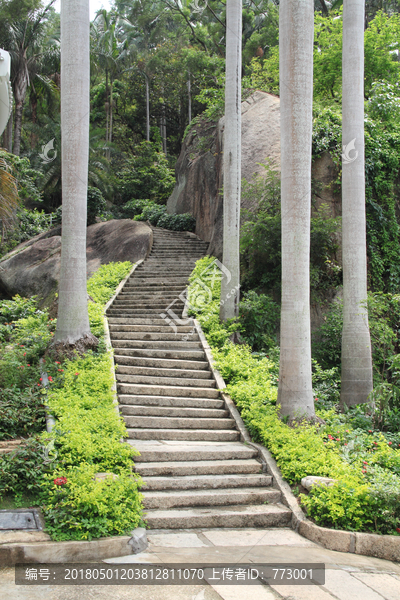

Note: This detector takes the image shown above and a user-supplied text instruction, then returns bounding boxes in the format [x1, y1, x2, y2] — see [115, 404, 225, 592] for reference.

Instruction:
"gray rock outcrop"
[0, 219, 152, 306]
[167, 90, 340, 259]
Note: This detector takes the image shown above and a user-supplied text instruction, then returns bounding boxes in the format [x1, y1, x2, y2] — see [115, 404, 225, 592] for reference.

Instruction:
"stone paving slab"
[2, 527, 400, 600]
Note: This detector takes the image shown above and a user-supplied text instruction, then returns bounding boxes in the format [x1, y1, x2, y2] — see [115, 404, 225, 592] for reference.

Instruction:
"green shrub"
[87, 186, 107, 226]
[0, 437, 49, 500]
[156, 212, 196, 232]
[115, 141, 175, 204]
[41, 463, 143, 541]
[121, 199, 152, 218]
[238, 291, 280, 352]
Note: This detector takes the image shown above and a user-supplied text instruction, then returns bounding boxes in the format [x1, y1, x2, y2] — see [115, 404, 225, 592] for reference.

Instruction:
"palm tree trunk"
[340, 0, 373, 406]
[277, 0, 315, 420]
[145, 74, 150, 142]
[54, 0, 96, 349]
[220, 0, 242, 322]
[188, 72, 192, 123]
[3, 113, 13, 152]
[12, 68, 28, 156]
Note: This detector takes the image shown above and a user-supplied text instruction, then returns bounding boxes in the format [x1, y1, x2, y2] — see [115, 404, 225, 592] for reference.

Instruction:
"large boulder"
[0, 220, 152, 306]
[167, 90, 340, 258]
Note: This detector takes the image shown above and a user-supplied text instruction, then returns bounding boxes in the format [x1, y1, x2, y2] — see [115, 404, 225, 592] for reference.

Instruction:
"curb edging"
[193, 318, 400, 563]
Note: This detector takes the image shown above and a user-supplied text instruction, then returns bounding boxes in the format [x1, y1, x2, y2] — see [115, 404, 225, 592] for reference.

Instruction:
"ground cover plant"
[0, 261, 144, 540]
[187, 256, 400, 535]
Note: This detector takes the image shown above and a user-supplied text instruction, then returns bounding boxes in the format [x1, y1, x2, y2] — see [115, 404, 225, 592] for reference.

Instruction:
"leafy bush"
[121, 199, 152, 218]
[240, 165, 341, 296]
[156, 212, 196, 232]
[187, 257, 400, 534]
[0, 388, 46, 441]
[41, 463, 142, 541]
[115, 141, 175, 204]
[132, 200, 196, 232]
[238, 291, 280, 352]
[0, 437, 49, 500]
[40, 352, 143, 540]
[87, 261, 132, 337]
[87, 186, 107, 226]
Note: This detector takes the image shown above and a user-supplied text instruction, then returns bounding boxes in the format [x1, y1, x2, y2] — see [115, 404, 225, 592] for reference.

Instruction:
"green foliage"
[87, 186, 107, 226]
[240, 164, 341, 296]
[0, 150, 42, 205]
[0, 387, 46, 441]
[40, 352, 143, 540]
[115, 141, 175, 204]
[0, 437, 49, 501]
[131, 200, 196, 232]
[86, 261, 132, 337]
[238, 291, 280, 352]
[41, 463, 143, 541]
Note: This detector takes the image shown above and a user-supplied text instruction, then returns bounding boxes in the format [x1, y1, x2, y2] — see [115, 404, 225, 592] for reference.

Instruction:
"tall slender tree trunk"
[105, 69, 109, 157]
[187, 72, 192, 124]
[277, 0, 315, 420]
[340, 0, 373, 406]
[220, 0, 242, 322]
[12, 67, 28, 156]
[145, 74, 150, 142]
[54, 0, 96, 350]
[3, 113, 13, 152]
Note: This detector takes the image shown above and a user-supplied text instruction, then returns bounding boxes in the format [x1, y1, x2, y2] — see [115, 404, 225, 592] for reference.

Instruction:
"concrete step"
[123, 415, 234, 430]
[113, 348, 205, 360]
[116, 374, 216, 388]
[111, 338, 201, 348]
[112, 332, 196, 342]
[143, 487, 280, 510]
[114, 356, 209, 370]
[108, 318, 193, 326]
[135, 458, 263, 477]
[118, 383, 220, 398]
[141, 473, 272, 491]
[120, 405, 228, 418]
[116, 365, 211, 379]
[109, 325, 194, 333]
[144, 504, 292, 529]
[131, 441, 259, 462]
[127, 428, 240, 441]
[119, 395, 224, 409]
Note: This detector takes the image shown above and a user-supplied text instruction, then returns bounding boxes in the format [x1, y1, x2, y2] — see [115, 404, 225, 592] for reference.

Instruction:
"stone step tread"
[116, 375, 216, 388]
[120, 405, 228, 418]
[127, 429, 240, 441]
[135, 458, 263, 476]
[143, 488, 281, 509]
[130, 440, 258, 462]
[123, 416, 235, 429]
[112, 341, 202, 349]
[116, 366, 211, 378]
[112, 333, 198, 341]
[143, 504, 292, 530]
[140, 473, 272, 490]
[114, 349, 205, 359]
[114, 357, 209, 369]
[110, 326, 194, 333]
[118, 384, 220, 398]
[119, 395, 224, 408]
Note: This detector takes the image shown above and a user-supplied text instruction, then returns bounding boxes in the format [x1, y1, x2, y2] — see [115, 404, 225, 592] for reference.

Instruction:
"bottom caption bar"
[16, 563, 325, 586]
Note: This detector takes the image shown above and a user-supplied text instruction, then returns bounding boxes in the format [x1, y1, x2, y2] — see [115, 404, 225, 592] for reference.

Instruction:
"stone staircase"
[107, 227, 292, 529]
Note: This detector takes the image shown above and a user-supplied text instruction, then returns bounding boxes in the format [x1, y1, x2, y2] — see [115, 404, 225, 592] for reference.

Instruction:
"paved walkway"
[2, 527, 400, 599]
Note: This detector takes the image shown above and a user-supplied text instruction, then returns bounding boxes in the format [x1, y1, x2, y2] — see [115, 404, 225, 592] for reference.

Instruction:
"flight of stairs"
[107, 227, 292, 529]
